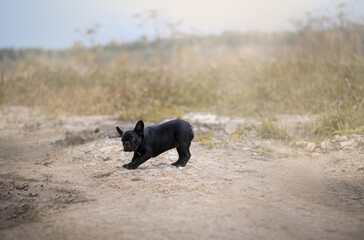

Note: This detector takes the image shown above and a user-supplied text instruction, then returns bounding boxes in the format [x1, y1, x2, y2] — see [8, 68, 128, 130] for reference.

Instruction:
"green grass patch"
[257, 146, 274, 157]
[194, 131, 215, 147]
[315, 108, 364, 138]
[256, 120, 292, 141]
[234, 125, 252, 136]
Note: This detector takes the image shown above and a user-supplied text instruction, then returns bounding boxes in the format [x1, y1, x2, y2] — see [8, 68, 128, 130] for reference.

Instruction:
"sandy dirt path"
[0, 107, 363, 240]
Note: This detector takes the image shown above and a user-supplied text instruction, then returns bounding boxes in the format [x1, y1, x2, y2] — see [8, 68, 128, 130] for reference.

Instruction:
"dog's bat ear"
[116, 126, 123, 136]
[134, 120, 144, 135]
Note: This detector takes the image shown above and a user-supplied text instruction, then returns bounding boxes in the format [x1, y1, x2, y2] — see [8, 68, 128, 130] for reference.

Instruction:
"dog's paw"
[122, 163, 130, 169]
[171, 161, 180, 167]
[123, 163, 138, 170]
[171, 161, 188, 167]
[172, 161, 186, 167]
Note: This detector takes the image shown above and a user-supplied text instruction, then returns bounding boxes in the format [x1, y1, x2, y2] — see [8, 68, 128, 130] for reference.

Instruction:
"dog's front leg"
[123, 153, 151, 170]
[122, 152, 140, 169]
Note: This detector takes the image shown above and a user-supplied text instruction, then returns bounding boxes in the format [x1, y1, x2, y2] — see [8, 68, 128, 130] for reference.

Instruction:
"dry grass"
[194, 131, 215, 147]
[256, 120, 292, 141]
[1, 4, 363, 138]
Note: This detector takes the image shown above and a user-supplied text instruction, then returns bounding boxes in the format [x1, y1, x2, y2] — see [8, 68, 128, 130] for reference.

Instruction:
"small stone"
[340, 140, 357, 150]
[339, 135, 349, 141]
[14, 181, 28, 190]
[334, 135, 341, 142]
[43, 162, 52, 166]
[306, 142, 316, 152]
[320, 140, 330, 151]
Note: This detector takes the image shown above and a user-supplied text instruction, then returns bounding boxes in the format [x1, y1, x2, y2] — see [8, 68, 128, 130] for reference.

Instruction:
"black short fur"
[116, 119, 194, 170]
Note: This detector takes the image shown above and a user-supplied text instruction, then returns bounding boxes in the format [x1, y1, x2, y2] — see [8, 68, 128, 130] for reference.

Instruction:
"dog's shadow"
[119, 162, 192, 171]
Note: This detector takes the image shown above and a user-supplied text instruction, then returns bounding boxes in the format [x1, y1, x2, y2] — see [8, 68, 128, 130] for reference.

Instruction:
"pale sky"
[0, 0, 363, 49]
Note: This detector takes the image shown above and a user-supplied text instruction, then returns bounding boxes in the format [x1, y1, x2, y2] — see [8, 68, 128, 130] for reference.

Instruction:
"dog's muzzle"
[123, 142, 133, 152]
[124, 147, 133, 152]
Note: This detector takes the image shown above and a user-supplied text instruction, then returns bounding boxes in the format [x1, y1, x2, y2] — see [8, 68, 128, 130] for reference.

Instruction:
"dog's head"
[116, 120, 144, 152]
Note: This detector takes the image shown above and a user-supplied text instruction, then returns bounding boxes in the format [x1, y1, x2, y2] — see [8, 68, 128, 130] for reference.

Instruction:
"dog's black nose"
[124, 147, 133, 152]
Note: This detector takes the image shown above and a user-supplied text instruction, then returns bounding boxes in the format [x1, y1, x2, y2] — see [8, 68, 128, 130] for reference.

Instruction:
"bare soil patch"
[0, 107, 363, 240]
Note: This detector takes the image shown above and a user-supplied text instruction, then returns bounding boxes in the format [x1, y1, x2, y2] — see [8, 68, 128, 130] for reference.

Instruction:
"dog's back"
[145, 119, 194, 157]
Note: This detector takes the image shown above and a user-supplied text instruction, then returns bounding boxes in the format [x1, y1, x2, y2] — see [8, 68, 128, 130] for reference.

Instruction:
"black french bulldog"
[116, 119, 194, 170]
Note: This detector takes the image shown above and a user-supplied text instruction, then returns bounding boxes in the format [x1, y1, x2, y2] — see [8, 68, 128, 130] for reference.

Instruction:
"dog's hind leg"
[171, 148, 182, 166]
[178, 146, 191, 167]
[172, 145, 191, 167]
